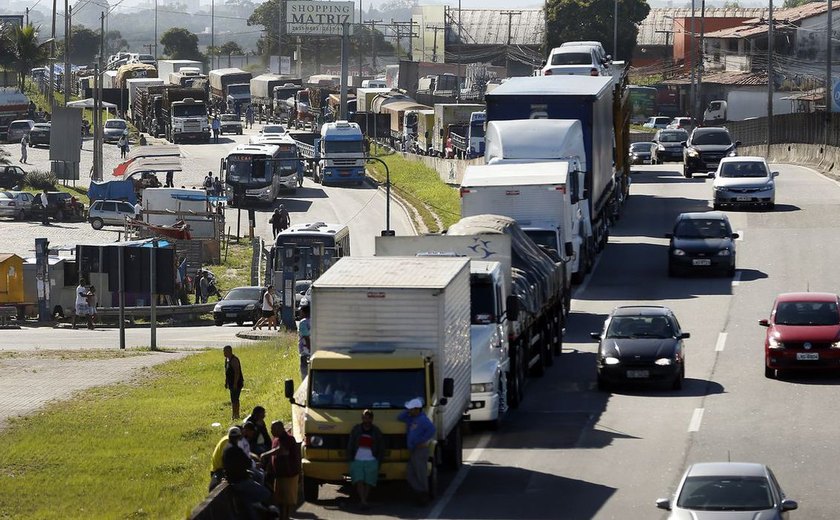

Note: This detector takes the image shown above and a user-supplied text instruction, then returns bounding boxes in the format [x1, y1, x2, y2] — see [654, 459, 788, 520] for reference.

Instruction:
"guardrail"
[94, 302, 217, 323]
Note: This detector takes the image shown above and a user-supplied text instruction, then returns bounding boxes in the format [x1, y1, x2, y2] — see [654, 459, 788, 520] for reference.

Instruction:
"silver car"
[713, 156, 778, 210]
[656, 462, 797, 519]
[0, 191, 37, 220]
[88, 199, 137, 229]
[6, 119, 35, 142]
[103, 119, 128, 143]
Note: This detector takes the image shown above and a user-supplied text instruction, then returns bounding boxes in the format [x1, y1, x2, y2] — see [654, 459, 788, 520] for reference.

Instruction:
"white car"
[0, 191, 37, 220]
[643, 116, 671, 129]
[88, 199, 137, 229]
[712, 156, 778, 210]
[103, 119, 128, 143]
[542, 46, 608, 77]
[560, 41, 611, 65]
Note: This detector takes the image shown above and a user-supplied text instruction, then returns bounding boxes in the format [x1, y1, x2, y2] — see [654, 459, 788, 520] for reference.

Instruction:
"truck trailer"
[208, 68, 252, 111]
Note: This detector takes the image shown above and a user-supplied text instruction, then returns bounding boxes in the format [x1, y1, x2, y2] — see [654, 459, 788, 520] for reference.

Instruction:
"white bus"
[221, 140, 302, 206]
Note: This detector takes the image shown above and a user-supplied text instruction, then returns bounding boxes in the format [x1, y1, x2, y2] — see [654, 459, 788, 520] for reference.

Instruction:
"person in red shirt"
[261, 420, 301, 520]
[347, 409, 384, 510]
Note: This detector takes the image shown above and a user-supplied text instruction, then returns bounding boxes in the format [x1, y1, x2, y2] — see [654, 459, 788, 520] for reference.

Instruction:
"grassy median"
[0, 339, 300, 519]
[366, 151, 461, 232]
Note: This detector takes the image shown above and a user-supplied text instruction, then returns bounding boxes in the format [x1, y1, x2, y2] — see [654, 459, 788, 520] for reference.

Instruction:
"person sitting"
[222, 426, 274, 520]
[243, 406, 271, 456]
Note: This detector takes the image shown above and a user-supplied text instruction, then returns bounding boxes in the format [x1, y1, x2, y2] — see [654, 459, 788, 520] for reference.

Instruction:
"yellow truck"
[283, 255, 471, 502]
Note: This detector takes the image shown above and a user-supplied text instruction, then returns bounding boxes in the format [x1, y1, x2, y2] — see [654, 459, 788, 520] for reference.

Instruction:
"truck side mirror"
[505, 294, 520, 321]
[565, 242, 575, 258]
[443, 377, 454, 398]
[284, 378, 295, 401]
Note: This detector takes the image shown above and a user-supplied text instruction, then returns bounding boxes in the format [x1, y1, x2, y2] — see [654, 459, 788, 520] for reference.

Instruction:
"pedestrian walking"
[39, 189, 49, 226]
[269, 208, 284, 238]
[20, 133, 28, 163]
[223, 345, 245, 420]
[398, 398, 436, 506]
[72, 279, 92, 330]
[252, 285, 277, 331]
[245, 105, 254, 129]
[261, 420, 301, 520]
[348, 409, 384, 510]
[298, 306, 311, 380]
[212, 115, 221, 143]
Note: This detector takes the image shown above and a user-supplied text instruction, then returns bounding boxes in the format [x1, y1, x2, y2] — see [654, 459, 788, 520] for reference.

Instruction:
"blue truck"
[484, 75, 628, 253]
[316, 121, 366, 187]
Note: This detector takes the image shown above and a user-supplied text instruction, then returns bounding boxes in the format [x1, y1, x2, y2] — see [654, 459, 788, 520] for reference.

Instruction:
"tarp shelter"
[66, 98, 118, 110]
[113, 145, 182, 177]
[0, 254, 24, 304]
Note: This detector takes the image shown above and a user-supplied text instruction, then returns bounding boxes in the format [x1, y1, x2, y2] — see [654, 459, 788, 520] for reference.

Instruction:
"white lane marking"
[428, 431, 493, 519]
[735, 230, 743, 241]
[715, 332, 728, 352]
[688, 408, 705, 432]
[731, 271, 742, 287]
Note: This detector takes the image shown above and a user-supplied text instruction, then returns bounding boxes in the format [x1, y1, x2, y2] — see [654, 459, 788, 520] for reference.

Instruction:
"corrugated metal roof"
[449, 9, 544, 46]
[706, 2, 840, 39]
[314, 256, 469, 288]
[745, 1, 839, 24]
[663, 71, 767, 86]
[637, 7, 769, 46]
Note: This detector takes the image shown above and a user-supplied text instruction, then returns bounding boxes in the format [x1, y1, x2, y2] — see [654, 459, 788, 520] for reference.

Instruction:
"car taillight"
[544, 69, 553, 76]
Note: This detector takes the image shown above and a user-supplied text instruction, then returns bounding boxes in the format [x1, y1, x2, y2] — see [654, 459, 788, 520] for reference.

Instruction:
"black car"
[629, 142, 652, 165]
[213, 286, 264, 326]
[28, 123, 51, 147]
[31, 191, 86, 221]
[667, 211, 738, 277]
[0, 165, 26, 189]
[682, 127, 740, 178]
[650, 129, 689, 164]
[591, 305, 689, 390]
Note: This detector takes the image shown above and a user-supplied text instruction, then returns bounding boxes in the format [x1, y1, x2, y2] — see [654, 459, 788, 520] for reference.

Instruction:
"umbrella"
[66, 98, 118, 109]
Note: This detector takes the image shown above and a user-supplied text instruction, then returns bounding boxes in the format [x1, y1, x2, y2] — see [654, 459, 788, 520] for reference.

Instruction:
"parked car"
[592, 305, 689, 390]
[0, 190, 38, 220]
[0, 165, 26, 189]
[712, 156, 778, 210]
[32, 191, 86, 221]
[219, 114, 243, 135]
[559, 40, 611, 65]
[6, 119, 35, 142]
[760, 292, 840, 379]
[683, 127, 740, 178]
[656, 462, 798, 519]
[541, 45, 609, 76]
[213, 286, 264, 326]
[666, 116, 695, 132]
[650, 129, 689, 164]
[294, 279, 312, 311]
[28, 123, 51, 147]
[103, 119, 128, 143]
[667, 211, 738, 277]
[629, 142, 653, 165]
[643, 116, 671, 129]
[88, 199, 137, 229]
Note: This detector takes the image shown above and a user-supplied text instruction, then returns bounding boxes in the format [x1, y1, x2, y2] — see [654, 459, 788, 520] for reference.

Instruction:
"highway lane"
[294, 162, 840, 519]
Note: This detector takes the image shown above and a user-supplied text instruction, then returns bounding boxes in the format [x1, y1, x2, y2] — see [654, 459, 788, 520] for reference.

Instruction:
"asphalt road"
[294, 161, 840, 519]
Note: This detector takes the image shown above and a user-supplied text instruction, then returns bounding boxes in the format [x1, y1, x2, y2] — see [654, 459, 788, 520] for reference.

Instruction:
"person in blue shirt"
[398, 398, 436, 504]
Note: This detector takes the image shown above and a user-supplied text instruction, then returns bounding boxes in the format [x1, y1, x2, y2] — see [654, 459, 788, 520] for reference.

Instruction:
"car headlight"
[672, 249, 686, 256]
[655, 358, 674, 366]
[213, 303, 222, 312]
[830, 341, 840, 349]
[717, 249, 731, 256]
[768, 336, 785, 349]
[757, 184, 774, 192]
[471, 382, 495, 393]
[245, 303, 255, 310]
[714, 186, 727, 192]
[604, 356, 620, 365]
[687, 149, 699, 157]
[307, 435, 324, 447]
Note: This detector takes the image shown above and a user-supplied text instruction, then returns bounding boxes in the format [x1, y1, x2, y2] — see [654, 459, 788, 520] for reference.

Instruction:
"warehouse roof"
[447, 9, 544, 46]
[637, 7, 769, 46]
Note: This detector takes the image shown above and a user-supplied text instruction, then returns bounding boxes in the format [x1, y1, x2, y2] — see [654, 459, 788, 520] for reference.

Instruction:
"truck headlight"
[471, 382, 495, 393]
[306, 435, 324, 447]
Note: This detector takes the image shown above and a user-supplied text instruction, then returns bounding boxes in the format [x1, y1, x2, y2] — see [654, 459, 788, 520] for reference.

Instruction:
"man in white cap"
[398, 397, 436, 505]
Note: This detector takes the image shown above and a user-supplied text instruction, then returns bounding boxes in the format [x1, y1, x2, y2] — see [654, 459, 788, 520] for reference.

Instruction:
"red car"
[761, 292, 840, 379]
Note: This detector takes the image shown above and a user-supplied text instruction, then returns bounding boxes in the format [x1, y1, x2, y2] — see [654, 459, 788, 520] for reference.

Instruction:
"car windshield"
[677, 476, 774, 511]
[630, 143, 651, 152]
[692, 131, 732, 145]
[263, 125, 285, 134]
[719, 161, 768, 178]
[551, 52, 592, 65]
[308, 369, 425, 409]
[225, 288, 262, 301]
[659, 131, 687, 143]
[674, 219, 730, 239]
[105, 120, 126, 129]
[605, 316, 674, 339]
[774, 301, 840, 326]
[221, 114, 239, 121]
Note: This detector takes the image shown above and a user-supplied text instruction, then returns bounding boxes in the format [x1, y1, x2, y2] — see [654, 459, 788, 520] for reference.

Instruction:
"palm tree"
[1, 24, 51, 91]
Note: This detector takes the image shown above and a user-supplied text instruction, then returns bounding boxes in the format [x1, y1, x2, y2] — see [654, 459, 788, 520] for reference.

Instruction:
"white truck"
[375, 235, 515, 427]
[480, 119, 592, 283]
[703, 90, 794, 124]
[126, 78, 165, 115]
[284, 255, 471, 501]
[156, 59, 204, 79]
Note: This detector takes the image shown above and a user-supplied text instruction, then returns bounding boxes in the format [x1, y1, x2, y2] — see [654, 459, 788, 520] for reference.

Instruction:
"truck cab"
[318, 121, 365, 186]
[169, 98, 210, 143]
[226, 83, 251, 112]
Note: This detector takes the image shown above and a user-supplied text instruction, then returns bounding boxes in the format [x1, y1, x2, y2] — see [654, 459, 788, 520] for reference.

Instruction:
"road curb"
[364, 170, 424, 235]
[235, 330, 288, 341]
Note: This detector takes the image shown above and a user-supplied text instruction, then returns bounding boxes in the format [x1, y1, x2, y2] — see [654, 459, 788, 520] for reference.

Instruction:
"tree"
[0, 23, 51, 90]
[544, 0, 650, 60]
[783, 0, 814, 8]
[105, 30, 129, 56]
[58, 25, 100, 65]
[722, 0, 740, 7]
[160, 27, 203, 60]
[218, 41, 244, 55]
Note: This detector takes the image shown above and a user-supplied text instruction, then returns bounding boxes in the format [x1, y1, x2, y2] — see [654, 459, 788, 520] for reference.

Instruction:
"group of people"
[269, 206, 291, 238]
[73, 278, 98, 330]
[203, 172, 224, 198]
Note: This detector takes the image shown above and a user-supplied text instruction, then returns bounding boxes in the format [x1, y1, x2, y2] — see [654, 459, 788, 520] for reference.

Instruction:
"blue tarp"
[88, 180, 137, 205]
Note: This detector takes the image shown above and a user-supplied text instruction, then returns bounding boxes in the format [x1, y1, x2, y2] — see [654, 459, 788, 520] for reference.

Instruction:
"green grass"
[206, 239, 254, 292]
[0, 339, 301, 519]
[366, 151, 461, 232]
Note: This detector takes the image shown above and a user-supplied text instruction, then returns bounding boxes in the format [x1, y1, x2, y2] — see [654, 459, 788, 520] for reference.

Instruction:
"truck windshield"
[471, 279, 496, 325]
[173, 104, 207, 117]
[309, 369, 425, 409]
[470, 123, 486, 138]
[324, 140, 363, 154]
[228, 84, 250, 96]
[524, 230, 558, 252]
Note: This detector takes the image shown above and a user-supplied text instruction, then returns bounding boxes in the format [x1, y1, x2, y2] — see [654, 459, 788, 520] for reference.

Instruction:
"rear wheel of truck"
[303, 477, 320, 502]
[442, 421, 463, 470]
[553, 314, 564, 357]
[508, 350, 525, 409]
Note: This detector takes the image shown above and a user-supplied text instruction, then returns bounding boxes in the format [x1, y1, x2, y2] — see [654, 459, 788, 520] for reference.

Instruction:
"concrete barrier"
[189, 481, 239, 520]
[396, 151, 484, 186]
[741, 143, 840, 181]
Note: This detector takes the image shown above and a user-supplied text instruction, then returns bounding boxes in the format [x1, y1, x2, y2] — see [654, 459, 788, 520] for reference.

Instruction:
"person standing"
[252, 285, 277, 331]
[278, 204, 290, 232]
[199, 272, 209, 304]
[118, 131, 128, 159]
[298, 306, 311, 380]
[348, 409, 384, 510]
[193, 271, 202, 303]
[398, 398, 436, 505]
[165, 170, 174, 188]
[86, 285, 98, 329]
[261, 420, 301, 520]
[39, 189, 49, 226]
[211, 115, 221, 143]
[269, 209, 284, 239]
[72, 279, 91, 329]
[245, 105, 254, 129]
[212, 176, 222, 198]
[224, 345, 245, 420]
[20, 133, 29, 163]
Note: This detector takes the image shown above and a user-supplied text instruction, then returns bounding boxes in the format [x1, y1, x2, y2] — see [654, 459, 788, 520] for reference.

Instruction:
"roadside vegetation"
[366, 150, 461, 232]
[206, 238, 254, 294]
[0, 340, 300, 519]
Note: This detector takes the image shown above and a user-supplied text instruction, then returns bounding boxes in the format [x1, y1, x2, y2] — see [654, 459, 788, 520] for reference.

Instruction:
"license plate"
[796, 352, 819, 360]
[736, 196, 752, 201]
[226, 313, 237, 318]
[339, 170, 350, 176]
[626, 370, 649, 378]
[692, 259, 711, 266]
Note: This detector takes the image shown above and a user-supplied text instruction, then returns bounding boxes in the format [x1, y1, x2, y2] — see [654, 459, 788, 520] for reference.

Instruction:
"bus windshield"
[227, 157, 269, 182]
[324, 140, 363, 154]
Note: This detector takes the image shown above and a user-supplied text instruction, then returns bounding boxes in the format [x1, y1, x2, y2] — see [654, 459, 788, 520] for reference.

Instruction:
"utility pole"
[93, 10, 104, 182]
[767, 0, 774, 156]
[211, 0, 215, 69]
[154, 0, 158, 59]
[689, 0, 696, 118]
[144, 43, 154, 55]
[340, 23, 350, 119]
[63, 2, 71, 105]
[358, 0, 363, 75]
[366, 20, 382, 72]
[26, 7, 29, 25]
[49, 0, 57, 109]
[500, 10, 521, 76]
[426, 24, 444, 62]
[613, 0, 618, 60]
[278, 0, 285, 74]
[695, 0, 706, 120]
[457, 0, 462, 102]
[826, 0, 832, 129]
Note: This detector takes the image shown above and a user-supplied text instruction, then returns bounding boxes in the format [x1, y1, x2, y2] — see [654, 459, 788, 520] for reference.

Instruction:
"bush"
[24, 169, 57, 190]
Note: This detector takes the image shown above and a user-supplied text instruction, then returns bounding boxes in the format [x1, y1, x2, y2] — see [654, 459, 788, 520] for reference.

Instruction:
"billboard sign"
[286, 1, 354, 36]
[833, 78, 840, 113]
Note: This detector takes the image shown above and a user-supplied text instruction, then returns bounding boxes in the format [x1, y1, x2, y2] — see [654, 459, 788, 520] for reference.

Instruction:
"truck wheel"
[214, 319, 224, 326]
[683, 166, 693, 179]
[303, 477, 320, 502]
[553, 314, 564, 357]
[442, 422, 463, 470]
[508, 350, 525, 409]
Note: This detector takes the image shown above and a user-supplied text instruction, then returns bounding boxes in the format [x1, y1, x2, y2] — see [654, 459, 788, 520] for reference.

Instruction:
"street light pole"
[613, 0, 618, 60]
[211, 0, 215, 69]
[767, 0, 774, 156]
[825, 0, 832, 125]
[365, 156, 391, 234]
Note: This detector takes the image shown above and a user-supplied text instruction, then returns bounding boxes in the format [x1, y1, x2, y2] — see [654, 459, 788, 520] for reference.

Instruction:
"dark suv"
[682, 127, 740, 178]
[32, 192, 86, 221]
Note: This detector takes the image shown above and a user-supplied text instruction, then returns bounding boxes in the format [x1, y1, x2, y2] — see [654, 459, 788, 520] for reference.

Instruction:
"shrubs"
[23, 169, 57, 190]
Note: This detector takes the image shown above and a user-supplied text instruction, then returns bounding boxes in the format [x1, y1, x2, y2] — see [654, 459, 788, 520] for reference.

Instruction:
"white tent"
[66, 98, 118, 109]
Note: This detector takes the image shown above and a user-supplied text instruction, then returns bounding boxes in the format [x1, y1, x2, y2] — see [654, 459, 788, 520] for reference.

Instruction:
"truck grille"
[183, 122, 201, 131]
[332, 159, 360, 167]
